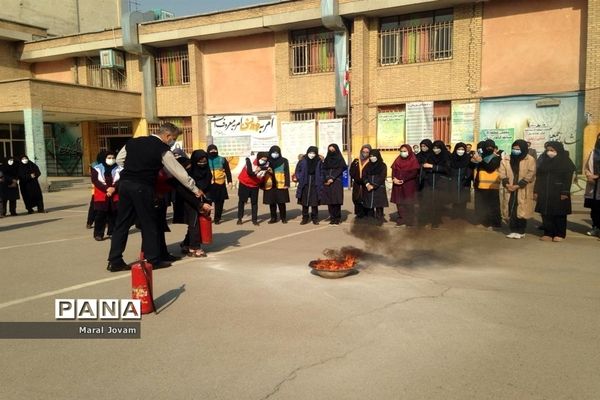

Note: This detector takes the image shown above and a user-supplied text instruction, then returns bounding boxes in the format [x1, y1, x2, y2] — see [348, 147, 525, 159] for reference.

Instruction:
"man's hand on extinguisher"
[201, 203, 213, 213]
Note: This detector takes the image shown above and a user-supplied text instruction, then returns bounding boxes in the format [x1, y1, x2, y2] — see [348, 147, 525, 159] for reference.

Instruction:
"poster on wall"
[281, 120, 316, 170]
[405, 102, 433, 145]
[209, 115, 277, 156]
[524, 126, 552, 155]
[480, 128, 515, 155]
[479, 93, 584, 166]
[250, 116, 278, 152]
[451, 103, 476, 144]
[377, 112, 405, 148]
[318, 119, 344, 155]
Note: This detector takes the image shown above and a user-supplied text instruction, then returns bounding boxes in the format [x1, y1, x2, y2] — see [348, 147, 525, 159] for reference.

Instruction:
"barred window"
[148, 117, 193, 155]
[86, 57, 127, 90]
[290, 28, 335, 75]
[379, 9, 453, 66]
[291, 109, 336, 121]
[155, 47, 190, 87]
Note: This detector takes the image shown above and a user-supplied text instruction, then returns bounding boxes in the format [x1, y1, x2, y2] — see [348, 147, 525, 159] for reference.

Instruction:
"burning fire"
[310, 255, 357, 271]
[309, 247, 363, 271]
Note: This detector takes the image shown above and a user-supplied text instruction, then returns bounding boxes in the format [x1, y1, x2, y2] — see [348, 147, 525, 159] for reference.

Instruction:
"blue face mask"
[511, 149, 522, 156]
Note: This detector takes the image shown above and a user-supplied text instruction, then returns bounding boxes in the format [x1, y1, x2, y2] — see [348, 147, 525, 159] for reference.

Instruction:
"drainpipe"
[321, 0, 348, 117]
[121, 5, 158, 123]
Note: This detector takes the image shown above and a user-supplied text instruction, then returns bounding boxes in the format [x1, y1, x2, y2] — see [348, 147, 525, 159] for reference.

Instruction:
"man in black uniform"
[107, 123, 210, 272]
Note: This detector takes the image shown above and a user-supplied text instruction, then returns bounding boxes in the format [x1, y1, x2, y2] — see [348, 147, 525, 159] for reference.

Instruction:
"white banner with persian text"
[317, 119, 344, 156]
[281, 120, 316, 170]
[209, 115, 277, 156]
[406, 101, 434, 145]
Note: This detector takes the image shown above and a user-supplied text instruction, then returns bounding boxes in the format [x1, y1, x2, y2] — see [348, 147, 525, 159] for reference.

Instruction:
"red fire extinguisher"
[199, 213, 212, 245]
[131, 252, 155, 314]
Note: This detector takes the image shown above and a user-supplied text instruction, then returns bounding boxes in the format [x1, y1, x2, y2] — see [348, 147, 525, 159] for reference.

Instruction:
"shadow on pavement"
[44, 203, 87, 212]
[154, 284, 186, 314]
[0, 218, 63, 232]
[205, 230, 254, 252]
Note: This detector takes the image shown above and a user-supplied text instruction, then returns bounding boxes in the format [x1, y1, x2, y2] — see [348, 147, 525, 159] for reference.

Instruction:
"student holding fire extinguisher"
[182, 150, 213, 257]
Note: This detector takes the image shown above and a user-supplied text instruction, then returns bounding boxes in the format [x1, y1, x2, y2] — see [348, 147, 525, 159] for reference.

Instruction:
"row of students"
[350, 139, 578, 240]
[237, 144, 348, 225]
[0, 156, 45, 216]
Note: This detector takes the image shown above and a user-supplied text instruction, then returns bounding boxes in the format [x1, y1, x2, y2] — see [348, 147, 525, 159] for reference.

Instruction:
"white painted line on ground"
[0, 236, 90, 251]
[0, 225, 329, 310]
[0, 275, 125, 310]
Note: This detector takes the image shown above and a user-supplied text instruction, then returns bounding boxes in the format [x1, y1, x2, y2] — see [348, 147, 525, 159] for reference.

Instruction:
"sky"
[132, 0, 286, 17]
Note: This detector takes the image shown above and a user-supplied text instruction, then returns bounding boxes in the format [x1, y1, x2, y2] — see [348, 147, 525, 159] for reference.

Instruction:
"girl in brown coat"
[498, 140, 536, 239]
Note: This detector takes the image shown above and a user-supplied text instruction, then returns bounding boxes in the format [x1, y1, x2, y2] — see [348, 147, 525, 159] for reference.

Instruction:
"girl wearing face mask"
[534, 142, 576, 242]
[473, 139, 502, 229]
[349, 144, 372, 218]
[182, 150, 213, 257]
[390, 145, 420, 226]
[498, 140, 536, 239]
[91, 151, 122, 241]
[449, 143, 473, 220]
[237, 152, 270, 225]
[416, 139, 433, 190]
[361, 149, 389, 223]
[295, 146, 322, 224]
[263, 145, 290, 224]
[0, 157, 20, 216]
[17, 155, 45, 214]
[584, 134, 600, 237]
[206, 144, 232, 224]
[321, 143, 347, 225]
[418, 140, 451, 228]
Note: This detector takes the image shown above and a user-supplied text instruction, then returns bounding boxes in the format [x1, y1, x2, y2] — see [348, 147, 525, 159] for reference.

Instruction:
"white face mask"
[369, 156, 378, 163]
[258, 159, 267, 165]
[546, 150, 557, 158]
[271, 153, 280, 159]
[105, 158, 116, 166]
[21, 159, 29, 164]
[433, 148, 442, 155]
[7, 160, 14, 165]
[456, 150, 465, 156]
[400, 151, 409, 158]
[478, 148, 484, 154]
[307, 153, 316, 160]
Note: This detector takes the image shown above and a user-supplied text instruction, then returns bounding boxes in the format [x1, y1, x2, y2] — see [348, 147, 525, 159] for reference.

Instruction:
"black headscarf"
[482, 139, 496, 157]
[268, 145, 284, 169]
[364, 149, 386, 176]
[2, 156, 18, 178]
[18, 155, 38, 179]
[359, 144, 372, 161]
[538, 141, 576, 176]
[450, 142, 470, 169]
[207, 144, 219, 160]
[97, 150, 117, 171]
[305, 146, 319, 174]
[510, 140, 529, 177]
[593, 134, 600, 175]
[431, 140, 451, 165]
[190, 150, 212, 191]
[417, 139, 433, 164]
[323, 143, 346, 169]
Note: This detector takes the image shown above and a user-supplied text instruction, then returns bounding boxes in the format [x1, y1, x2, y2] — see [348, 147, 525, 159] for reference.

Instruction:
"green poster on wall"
[480, 128, 515, 155]
[377, 112, 405, 148]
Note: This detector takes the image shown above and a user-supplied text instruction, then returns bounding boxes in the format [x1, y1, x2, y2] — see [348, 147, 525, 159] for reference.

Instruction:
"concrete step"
[48, 177, 89, 192]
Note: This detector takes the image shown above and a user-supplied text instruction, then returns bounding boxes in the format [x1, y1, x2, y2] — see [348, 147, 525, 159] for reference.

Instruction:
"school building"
[1, 0, 599, 185]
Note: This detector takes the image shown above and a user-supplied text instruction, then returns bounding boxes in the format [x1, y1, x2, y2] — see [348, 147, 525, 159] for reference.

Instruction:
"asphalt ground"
[0, 188, 598, 399]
